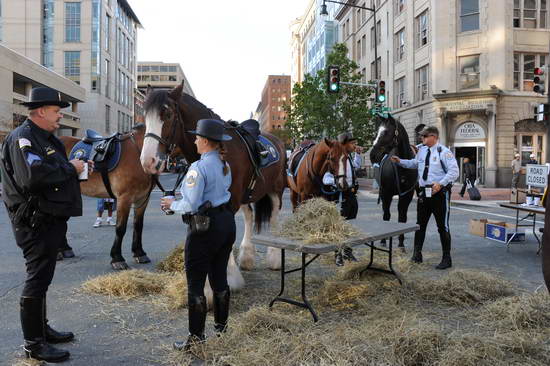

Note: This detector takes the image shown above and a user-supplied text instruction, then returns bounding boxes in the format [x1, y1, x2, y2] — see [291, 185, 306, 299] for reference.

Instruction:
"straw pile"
[81, 269, 188, 309]
[276, 198, 359, 244]
[156, 244, 185, 272]
[162, 270, 550, 366]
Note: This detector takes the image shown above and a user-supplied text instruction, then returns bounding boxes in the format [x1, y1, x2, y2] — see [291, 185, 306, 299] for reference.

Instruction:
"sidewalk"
[357, 178, 512, 208]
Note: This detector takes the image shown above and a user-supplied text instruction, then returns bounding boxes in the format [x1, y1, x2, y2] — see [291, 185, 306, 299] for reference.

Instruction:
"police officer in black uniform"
[160, 119, 235, 352]
[0, 87, 89, 363]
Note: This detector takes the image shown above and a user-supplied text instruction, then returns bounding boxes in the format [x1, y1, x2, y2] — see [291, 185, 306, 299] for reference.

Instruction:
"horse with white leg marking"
[140, 81, 287, 292]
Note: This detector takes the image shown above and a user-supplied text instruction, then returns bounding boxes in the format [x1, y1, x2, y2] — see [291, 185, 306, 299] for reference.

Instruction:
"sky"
[130, 0, 309, 121]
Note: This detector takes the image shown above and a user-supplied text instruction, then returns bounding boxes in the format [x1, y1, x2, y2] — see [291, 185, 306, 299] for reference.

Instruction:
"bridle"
[143, 102, 184, 160]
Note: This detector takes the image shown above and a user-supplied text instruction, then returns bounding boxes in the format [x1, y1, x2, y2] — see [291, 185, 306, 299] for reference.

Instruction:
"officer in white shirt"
[391, 126, 459, 269]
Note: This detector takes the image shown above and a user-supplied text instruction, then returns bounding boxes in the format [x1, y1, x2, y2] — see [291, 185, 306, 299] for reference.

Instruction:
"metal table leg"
[269, 249, 320, 322]
[361, 237, 402, 285]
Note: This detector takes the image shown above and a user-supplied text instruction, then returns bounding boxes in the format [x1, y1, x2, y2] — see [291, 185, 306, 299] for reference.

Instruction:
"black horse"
[370, 114, 417, 249]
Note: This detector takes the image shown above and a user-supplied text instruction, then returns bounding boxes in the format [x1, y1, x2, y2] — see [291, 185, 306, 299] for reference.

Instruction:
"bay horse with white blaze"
[140, 82, 287, 290]
[287, 138, 347, 210]
[60, 125, 154, 270]
[369, 114, 417, 249]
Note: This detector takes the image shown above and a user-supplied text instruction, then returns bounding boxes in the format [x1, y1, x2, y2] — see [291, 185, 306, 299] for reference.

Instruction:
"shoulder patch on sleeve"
[446, 152, 454, 159]
[186, 169, 199, 187]
[18, 138, 32, 149]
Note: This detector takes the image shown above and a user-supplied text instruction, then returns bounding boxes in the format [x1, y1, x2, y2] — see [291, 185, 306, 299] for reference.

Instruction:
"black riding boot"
[20, 297, 70, 363]
[213, 289, 230, 334]
[410, 242, 423, 263]
[436, 233, 452, 270]
[44, 298, 74, 344]
[334, 250, 344, 266]
[343, 247, 358, 262]
[173, 295, 207, 352]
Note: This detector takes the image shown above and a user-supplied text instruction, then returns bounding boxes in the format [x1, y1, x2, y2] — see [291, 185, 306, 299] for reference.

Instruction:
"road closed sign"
[526, 164, 549, 188]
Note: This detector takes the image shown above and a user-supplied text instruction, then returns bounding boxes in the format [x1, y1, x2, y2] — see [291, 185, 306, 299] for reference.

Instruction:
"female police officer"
[160, 119, 235, 352]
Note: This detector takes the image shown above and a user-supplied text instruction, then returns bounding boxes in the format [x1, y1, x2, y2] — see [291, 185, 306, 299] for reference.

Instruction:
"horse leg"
[265, 193, 281, 270]
[380, 197, 392, 247]
[291, 190, 299, 212]
[396, 191, 414, 251]
[110, 196, 131, 270]
[237, 204, 255, 271]
[131, 200, 151, 264]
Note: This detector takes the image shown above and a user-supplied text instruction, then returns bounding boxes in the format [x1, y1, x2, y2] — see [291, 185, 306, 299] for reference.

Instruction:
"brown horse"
[139, 81, 287, 290]
[60, 125, 153, 270]
[287, 138, 347, 211]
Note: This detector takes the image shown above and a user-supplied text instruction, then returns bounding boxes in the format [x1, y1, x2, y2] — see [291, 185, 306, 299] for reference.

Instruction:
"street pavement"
[0, 173, 546, 365]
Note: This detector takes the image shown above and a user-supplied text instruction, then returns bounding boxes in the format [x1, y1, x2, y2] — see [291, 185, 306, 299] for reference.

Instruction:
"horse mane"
[144, 89, 221, 120]
[394, 118, 414, 159]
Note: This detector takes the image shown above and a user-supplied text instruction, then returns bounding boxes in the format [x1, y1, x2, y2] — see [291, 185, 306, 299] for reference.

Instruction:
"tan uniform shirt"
[511, 159, 521, 174]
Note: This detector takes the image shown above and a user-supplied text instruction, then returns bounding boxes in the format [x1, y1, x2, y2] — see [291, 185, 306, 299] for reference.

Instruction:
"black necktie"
[422, 148, 431, 181]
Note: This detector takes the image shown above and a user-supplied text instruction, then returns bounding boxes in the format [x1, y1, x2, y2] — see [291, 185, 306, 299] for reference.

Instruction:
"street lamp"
[320, 0, 378, 82]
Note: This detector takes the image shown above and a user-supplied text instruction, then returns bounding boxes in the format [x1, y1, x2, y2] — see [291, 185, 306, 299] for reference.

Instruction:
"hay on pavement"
[81, 269, 170, 298]
[156, 244, 185, 272]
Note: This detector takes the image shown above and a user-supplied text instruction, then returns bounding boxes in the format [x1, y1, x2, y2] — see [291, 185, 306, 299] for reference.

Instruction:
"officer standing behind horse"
[390, 126, 458, 270]
[160, 119, 235, 352]
[0, 87, 92, 363]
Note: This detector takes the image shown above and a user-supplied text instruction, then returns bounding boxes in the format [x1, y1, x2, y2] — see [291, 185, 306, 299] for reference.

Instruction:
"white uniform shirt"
[397, 143, 459, 187]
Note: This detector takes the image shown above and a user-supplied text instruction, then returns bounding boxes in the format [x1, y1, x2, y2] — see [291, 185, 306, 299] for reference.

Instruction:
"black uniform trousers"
[184, 207, 236, 297]
[12, 218, 68, 297]
[414, 189, 452, 251]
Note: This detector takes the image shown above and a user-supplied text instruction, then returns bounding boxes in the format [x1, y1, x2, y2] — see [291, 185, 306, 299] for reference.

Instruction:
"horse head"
[317, 138, 347, 191]
[370, 114, 403, 164]
[140, 82, 186, 174]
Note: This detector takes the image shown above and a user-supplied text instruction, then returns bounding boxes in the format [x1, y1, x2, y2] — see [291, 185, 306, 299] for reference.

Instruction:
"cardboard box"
[510, 188, 526, 204]
[485, 223, 526, 243]
[469, 218, 487, 237]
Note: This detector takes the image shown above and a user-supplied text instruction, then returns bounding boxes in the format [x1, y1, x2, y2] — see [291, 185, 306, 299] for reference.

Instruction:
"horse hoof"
[111, 261, 129, 270]
[134, 255, 151, 264]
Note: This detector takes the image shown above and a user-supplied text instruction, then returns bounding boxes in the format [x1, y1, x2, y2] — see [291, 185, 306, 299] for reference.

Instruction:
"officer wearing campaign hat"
[1, 86, 90, 362]
[160, 118, 236, 352]
[391, 126, 459, 270]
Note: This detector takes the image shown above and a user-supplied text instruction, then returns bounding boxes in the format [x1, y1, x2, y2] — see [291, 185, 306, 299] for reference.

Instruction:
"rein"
[305, 145, 344, 196]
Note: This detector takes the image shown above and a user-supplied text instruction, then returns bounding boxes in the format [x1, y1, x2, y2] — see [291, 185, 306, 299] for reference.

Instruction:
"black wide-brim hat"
[21, 87, 70, 109]
[188, 119, 232, 142]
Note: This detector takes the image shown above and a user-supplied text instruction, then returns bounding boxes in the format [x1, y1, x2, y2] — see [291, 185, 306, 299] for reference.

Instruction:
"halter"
[144, 102, 184, 159]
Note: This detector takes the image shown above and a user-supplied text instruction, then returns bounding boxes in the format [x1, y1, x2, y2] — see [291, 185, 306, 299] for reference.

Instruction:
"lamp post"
[320, 0, 378, 81]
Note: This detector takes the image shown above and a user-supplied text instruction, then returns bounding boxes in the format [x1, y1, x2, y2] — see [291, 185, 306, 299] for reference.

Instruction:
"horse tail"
[287, 174, 300, 193]
[254, 194, 273, 234]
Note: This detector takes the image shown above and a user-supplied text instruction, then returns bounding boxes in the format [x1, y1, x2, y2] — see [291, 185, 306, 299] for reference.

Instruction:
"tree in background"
[284, 43, 377, 149]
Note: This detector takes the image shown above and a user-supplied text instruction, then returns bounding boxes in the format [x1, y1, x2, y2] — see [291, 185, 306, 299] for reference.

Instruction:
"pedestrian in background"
[459, 157, 476, 197]
[353, 146, 363, 176]
[160, 119, 235, 352]
[391, 126, 459, 270]
[0, 87, 92, 362]
[511, 153, 521, 188]
[93, 198, 116, 227]
[526, 153, 538, 165]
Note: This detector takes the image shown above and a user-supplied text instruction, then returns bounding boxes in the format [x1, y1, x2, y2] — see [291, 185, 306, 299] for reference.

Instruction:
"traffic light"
[535, 103, 550, 122]
[534, 66, 546, 94]
[327, 66, 340, 93]
[377, 80, 386, 103]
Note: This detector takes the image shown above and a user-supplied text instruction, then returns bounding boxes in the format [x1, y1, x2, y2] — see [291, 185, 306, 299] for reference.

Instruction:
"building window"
[370, 26, 375, 49]
[105, 105, 111, 133]
[394, 28, 406, 62]
[460, 0, 479, 32]
[91, 0, 101, 93]
[514, 0, 548, 28]
[361, 35, 367, 59]
[459, 55, 480, 90]
[65, 2, 81, 42]
[416, 64, 429, 102]
[376, 20, 381, 46]
[514, 53, 547, 90]
[42, 0, 55, 68]
[105, 59, 111, 98]
[395, 0, 405, 15]
[416, 10, 429, 48]
[64, 51, 81, 84]
[105, 14, 111, 52]
[395, 77, 406, 108]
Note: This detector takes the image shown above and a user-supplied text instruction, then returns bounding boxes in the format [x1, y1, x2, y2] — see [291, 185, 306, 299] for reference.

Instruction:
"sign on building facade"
[455, 122, 486, 139]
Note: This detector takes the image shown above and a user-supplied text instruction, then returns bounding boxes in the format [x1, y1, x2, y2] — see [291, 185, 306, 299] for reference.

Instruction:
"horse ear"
[324, 137, 333, 147]
[169, 81, 184, 101]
